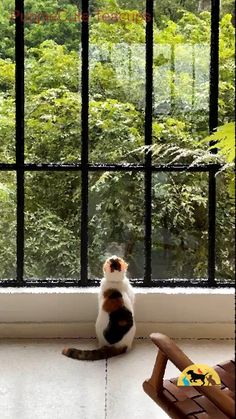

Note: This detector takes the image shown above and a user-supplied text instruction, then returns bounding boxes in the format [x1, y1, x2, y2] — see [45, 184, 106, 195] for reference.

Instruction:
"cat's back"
[99, 277, 134, 312]
[96, 278, 136, 348]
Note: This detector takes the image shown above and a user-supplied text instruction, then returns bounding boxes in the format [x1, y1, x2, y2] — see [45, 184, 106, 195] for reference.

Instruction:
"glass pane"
[219, 0, 235, 125]
[25, 172, 81, 280]
[89, 171, 144, 279]
[0, 172, 16, 279]
[0, 0, 15, 163]
[25, 0, 81, 163]
[89, 0, 146, 163]
[153, 1, 211, 164]
[152, 172, 208, 280]
[216, 2, 235, 285]
[216, 174, 235, 284]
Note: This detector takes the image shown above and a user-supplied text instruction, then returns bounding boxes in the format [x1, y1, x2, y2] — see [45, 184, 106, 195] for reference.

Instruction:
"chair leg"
[147, 349, 168, 394]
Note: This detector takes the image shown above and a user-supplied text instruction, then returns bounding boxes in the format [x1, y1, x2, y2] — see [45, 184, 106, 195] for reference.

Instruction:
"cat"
[62, 256, 136, 361]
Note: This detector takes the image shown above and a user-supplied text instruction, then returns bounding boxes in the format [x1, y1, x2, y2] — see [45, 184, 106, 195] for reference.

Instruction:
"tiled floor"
[0, 338, 234, 419]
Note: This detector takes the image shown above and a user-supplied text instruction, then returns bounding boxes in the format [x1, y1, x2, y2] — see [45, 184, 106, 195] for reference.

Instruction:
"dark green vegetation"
[0, 0, 235, 281]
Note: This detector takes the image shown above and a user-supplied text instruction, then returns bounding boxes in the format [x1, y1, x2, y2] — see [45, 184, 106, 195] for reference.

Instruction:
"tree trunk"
[198, 0, 211, 12]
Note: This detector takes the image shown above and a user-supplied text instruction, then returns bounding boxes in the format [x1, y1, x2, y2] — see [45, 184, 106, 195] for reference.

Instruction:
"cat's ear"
[120, 259, 128, 272]
[103, 259, 109, 273]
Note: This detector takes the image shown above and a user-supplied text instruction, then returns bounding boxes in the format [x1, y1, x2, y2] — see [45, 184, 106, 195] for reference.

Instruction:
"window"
[0, 0, 234, 287]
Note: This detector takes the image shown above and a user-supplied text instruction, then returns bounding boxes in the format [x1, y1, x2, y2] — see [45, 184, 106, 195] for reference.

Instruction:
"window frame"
[0, 0, 233, 288]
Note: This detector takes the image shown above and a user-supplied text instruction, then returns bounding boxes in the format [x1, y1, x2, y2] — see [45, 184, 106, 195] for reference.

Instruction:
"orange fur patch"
[103, 297, 123, 313]
[103, 288, 124, 313]
[103, 289, 117, 298]
[120, 259, 128, 271]
[103, 257, 128, 273]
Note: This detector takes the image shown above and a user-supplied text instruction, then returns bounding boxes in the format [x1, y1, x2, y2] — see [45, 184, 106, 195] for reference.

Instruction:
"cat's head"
[103, 255, 128, 281]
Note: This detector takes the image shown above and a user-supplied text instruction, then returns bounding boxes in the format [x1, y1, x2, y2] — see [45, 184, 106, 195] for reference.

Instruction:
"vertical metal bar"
[80, 0, 89, 286]
[15, 0, 24, 285]
[144, 0, 154, 286]
[208, 0, 220, 286]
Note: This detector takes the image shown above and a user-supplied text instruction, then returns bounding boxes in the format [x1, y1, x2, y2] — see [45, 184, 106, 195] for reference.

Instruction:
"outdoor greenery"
[0, 0, 235, 281]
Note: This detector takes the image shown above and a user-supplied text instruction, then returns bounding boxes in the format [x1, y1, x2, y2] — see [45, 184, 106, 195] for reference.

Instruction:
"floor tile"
[0, 339, 105, 419]
[0, 338, 234, 419]
[106, 340, 169, 419]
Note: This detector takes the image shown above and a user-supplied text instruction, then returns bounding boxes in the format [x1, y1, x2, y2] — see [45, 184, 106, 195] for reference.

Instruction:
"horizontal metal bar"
[0, 164, 17, 170]
[0, 163, 221, 172]
[0, 279, 233, 288]
[0, 280, 87, 288]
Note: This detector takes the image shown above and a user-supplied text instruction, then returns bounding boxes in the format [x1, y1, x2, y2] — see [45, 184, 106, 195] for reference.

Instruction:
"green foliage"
[152, 172, 208, 278]
[0, 172, 16, 278]
[205, 123, 235, 199]
[89, 172, 144, 277]
[90, 99, 143, 162]
[24, 1, 81, 51]
[151, 122, 235, 201]
[26, 40, 80, 92]
[204, 123, 235, 163]
[0, 0, 234, 281]
[25, 88, 81, 162]
[25, 209, 80, 278]
[154, 0, 199, 25]
[0, 0, 15, 59]
[0, 59, 15, 92]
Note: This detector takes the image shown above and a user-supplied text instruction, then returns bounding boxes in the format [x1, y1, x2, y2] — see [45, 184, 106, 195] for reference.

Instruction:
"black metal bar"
[208, 0, 220, 287]
[80, 0, 89, 286]
[208, 170, 217, 284]
[0, 163, 223, 172]
[0, 163, 224, 172]
[144, 0, 154, 286]
[0, 164, 17, 170]
[0, 279, 233, 289]
[15, 0, 24, 285]
[209, 0, 220, 134]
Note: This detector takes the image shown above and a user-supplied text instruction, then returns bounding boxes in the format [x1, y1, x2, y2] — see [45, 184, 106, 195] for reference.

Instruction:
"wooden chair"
[143, 333, 235, 419]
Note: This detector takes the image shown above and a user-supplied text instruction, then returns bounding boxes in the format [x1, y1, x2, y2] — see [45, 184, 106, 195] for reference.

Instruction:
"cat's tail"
[62, 345, 127, 361]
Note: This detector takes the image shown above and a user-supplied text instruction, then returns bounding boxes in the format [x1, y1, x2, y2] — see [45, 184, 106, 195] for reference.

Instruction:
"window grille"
[0, 0, 233, 288]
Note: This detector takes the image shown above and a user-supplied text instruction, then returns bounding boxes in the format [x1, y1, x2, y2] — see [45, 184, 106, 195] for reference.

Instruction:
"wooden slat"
[214, 365, 235, 392]
[163, 381, 187, 402]
[175, 398, 203, 415]
[217, 360, 235, 375]
[194, 396, 229, 419]
[194, 413, 211, 419]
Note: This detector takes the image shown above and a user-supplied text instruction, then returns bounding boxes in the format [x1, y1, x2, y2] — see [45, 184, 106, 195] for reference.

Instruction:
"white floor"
[0, 338, 234, 419]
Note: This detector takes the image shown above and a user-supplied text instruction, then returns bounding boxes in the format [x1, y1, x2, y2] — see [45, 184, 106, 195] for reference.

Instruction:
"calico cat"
[62, 256, 136, 361]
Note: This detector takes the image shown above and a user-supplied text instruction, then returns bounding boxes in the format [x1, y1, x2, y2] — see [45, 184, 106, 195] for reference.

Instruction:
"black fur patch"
[103, 307, 133, 344]
[110, 258, 121, 272]
[108, 290, 122, 299]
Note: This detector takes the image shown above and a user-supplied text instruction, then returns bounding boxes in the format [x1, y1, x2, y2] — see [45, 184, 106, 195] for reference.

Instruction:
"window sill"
[0, 287, 234, 339]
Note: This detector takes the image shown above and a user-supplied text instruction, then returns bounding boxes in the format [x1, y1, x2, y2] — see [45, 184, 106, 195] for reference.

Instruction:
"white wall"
[0, 287, 234, 338]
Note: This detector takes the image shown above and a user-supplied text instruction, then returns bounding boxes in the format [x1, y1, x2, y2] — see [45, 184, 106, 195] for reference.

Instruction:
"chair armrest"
[150, 333, 235, 419]
[150, 333, 194, 372]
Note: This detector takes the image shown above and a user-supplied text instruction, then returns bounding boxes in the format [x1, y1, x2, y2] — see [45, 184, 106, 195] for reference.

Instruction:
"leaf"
[202, 123, 235, 163]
